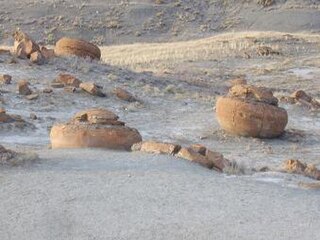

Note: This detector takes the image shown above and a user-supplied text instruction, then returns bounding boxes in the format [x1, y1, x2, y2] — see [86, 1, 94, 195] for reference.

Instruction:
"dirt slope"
[0, 0, 319, 45]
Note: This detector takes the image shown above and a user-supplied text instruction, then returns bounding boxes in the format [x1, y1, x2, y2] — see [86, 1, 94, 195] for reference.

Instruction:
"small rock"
[13, 30, 40, 58]
[0, 74, 12, 84]
[18, 80, 32, 95]
[30, 51, 45, 65]
[189, 144, 207, 156]
[57, 73, 82, 87]
[282, 159, 306, 174]
[25, 93, 39, 100]
[131, 140, 181, 155]
[176, 147, 214, 169]
[113, 87, 137, 102]
[64, 86, 76, 93]
[80, 82, 106, 97]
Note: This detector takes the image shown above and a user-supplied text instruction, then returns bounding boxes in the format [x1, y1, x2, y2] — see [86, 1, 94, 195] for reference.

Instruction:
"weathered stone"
[64, 86, 76, 93]
[80, 82, 106, 97]
[282, 159, 306, 174]
[0, 111, 14, 123]
[55, 37, 101, 60]
[304, 164, 320, 180]
[13, 30, 40, 58]
[176, 147, 214, 169]
[113, 87, 137, 102]
[229, 84, 278, 106]
[71, 108, 120, 125]
[206, 149, 230, 171]
[18, 80, 32, 95]
[30, 51, 45, 65]
[57, 73, 82, 87]
[216, 96, 288, 138]
[25, 93, 39, 100]
[0, 145, 17, 164]
[189, 144, 207, 156]
[291, 90, 312, 103]
[50, 124, 141, 150]
[0, 74, 12, 84]
[132, 140, 181, 155]
[40, 46, 55, 59]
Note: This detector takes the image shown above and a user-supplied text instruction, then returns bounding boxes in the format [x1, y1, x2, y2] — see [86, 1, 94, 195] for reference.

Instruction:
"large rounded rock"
[216, 96, 288, 138]
[55, 38, 101, 60]
[50, 124, 142, 150]
[50, 108, 142, 150]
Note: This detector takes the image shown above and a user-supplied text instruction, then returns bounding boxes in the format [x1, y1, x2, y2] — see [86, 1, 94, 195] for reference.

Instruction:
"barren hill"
[0, 0, 319, 45]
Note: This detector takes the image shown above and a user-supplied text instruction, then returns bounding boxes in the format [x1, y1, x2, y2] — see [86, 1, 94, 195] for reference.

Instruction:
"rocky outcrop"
[55, 37, 101, 60]
[281, 159, 320, 180]
[216, 84, 288, 138]
[50, 108, 142, 150]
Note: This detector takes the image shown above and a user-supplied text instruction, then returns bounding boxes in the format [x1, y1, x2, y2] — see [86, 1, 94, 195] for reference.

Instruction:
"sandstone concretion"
[131, 141, 181, 155]
[216, 84, 288, 138]
[55, 37, 101, 60]
[50, 108, 142, 150]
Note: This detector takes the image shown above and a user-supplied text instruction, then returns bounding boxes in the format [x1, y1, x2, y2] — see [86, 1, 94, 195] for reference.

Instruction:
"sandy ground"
[1, 149, 320, 240]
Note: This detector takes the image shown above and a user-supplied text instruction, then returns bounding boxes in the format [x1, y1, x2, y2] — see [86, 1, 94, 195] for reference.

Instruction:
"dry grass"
[101, 31, 320, 71]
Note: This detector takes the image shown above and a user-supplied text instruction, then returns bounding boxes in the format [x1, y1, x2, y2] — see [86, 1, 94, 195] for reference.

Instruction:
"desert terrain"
[1, 1, 320, 239]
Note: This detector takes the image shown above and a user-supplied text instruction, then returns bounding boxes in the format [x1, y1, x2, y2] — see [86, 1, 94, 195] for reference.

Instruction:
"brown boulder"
[0, 74, 12, 84]
[57, 73, 82, 87]
[13, 30, 40, 58]
[55, 37, 101, 60]
[189, 144, 207, 156]
[205, 149, 230, 172]
[17, 80, 32, 95]
[30, 51, 45, 65]
[216, 96, 288, 138]
[131, 141, 181, 155]
[176, 147, 214, 169]
[50, 108, 142, 150]
[291, 90, 312, 103]
[80, 82, 105, 97]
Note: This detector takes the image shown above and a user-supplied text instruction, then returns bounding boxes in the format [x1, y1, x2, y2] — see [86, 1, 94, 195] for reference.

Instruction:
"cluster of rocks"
[216, 84, 288, 138]
[5, 30, 101, 65]
[280, 90, 320, 110]
[281, 159, 320, 181]
[132, 141, 231, 171]
[50, 108, 142, 150]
